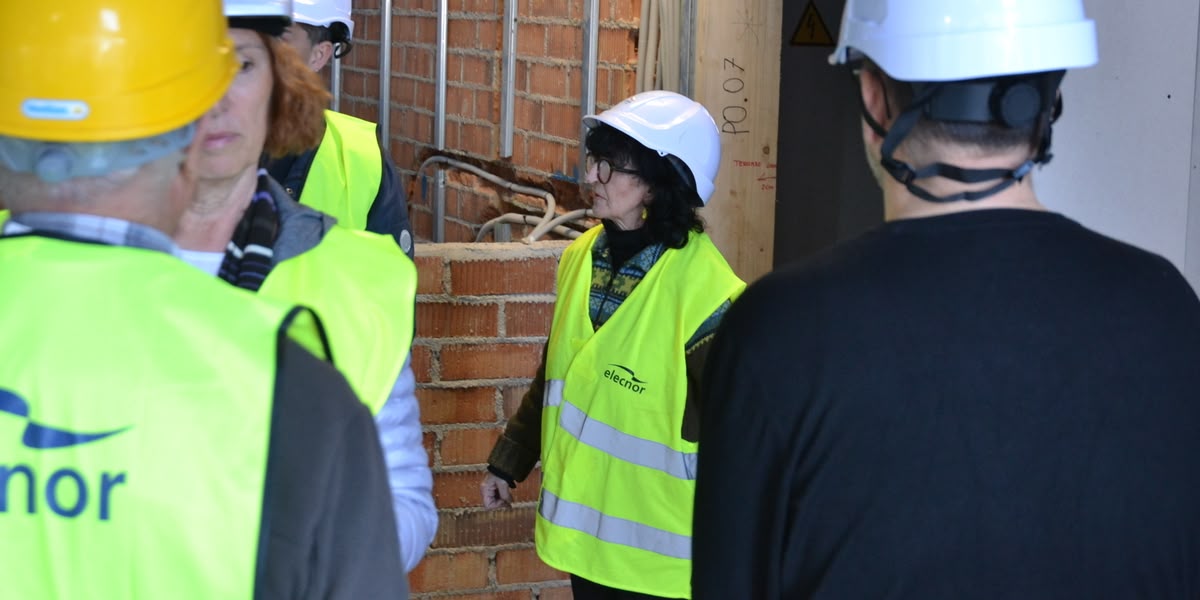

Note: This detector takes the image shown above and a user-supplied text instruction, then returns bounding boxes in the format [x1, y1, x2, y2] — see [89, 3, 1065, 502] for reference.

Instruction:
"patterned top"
[588, 229, 731, 353]
[2, 212, 179, 255]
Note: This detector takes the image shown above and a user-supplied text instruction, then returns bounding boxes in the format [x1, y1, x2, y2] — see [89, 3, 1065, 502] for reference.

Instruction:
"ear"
[307, 41, 335, 72]
[858, 68, 891, 141]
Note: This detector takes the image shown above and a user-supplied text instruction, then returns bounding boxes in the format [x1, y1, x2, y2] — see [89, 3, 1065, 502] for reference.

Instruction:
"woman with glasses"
[480, 91, 745, 600]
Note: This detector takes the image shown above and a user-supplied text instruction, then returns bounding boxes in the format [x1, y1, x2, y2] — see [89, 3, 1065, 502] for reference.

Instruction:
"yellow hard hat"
[0, 0, 237, 143]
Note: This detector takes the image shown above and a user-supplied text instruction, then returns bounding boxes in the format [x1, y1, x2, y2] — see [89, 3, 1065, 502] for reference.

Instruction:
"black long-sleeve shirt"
[694, 209, 1200, 599]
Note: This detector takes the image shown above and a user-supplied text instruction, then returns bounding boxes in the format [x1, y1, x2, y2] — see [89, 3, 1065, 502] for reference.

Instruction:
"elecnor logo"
[603, 364, 648, 395]
[0, 389, 129, 520]
[21, 99, 90, 121]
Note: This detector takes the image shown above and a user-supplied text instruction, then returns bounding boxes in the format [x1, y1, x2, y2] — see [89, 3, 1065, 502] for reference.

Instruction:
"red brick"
[512, 469, 542, 503]
[445, 219, 478, 243]
[412, 205, 435, 241]
[448, 18, 477, 48]
[464, 0, 496, 13]
[527, 137, 567, 173]
[395, 13, 419, 42]
[501, 384, 531, 419]
[543, 102, 581, 141]
[417, 386, 497, 425]
[432, 506, 537, 548]
[515, 96, 543, 131]
[611, 0, 638, 22]
[517, 23, 546, 55]
[463, 55, 492, 86]
[349, 41, 381, 71]
[538, 585, 575, 600]
[416, 300, 500, 338]
[462, 122, 495, 157]
[458, 187, 499, 222]
[405, 46, 435, 79]
[449, 256, 558, 295]
[415, 14, 439, 45]
[414, 255, 445, 294]
[529, 63, 568, 97]
[424, 430, 437, 460]
[505, 300, 555, 337]
[476, 90, 497, 120]
[447, 85, 473, 117]
[497, 548, 567, 584]
[409, 551, 489, 592]
[412, 343, 436, 382]
[433, 469, 490, 508]
[440, 342, 544, 380]
[546, 24, 580, 59]
[478, 19, 500, 49]
[529, 0, 569, 19]
[598, 27, 636, 64]
[441, 427, 502, 465]
[450, 592, 532, 600]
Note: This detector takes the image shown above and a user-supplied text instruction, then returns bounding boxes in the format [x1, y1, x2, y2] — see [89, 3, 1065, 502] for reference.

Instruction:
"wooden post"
[693, 0, 783, 282]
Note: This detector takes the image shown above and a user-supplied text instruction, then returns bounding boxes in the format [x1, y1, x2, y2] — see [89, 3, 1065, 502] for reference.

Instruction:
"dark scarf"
[217, 168, 280, 291]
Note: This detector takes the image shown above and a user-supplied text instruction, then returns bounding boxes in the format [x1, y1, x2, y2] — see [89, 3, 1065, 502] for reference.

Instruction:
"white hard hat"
[225, 0, 293, 35]
[294, 0, 354, 38]
[829, 0, 1098, 81]
[583, 90, 721, 206]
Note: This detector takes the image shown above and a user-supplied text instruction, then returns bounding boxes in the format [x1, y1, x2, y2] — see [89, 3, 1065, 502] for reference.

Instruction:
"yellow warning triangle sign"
[791, 2, 835, 47]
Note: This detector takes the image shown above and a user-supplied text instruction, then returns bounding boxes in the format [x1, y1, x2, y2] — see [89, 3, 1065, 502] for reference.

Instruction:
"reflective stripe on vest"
[260, 225, 416, 413]
[535, 225, 745, 598]
[0, 236, 303, 599]
[546, 383, 698, 480]
[539, 488, 692, 560]
[300, 110, 382, 231]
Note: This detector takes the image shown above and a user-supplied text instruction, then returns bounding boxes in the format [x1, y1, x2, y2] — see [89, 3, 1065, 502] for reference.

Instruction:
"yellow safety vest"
[0, 209, 8, 227]
[260, 225, 415, 413]
[299, 110, 382, 232]
[535, 225, 745, 598]
[0, 236, 312, 599]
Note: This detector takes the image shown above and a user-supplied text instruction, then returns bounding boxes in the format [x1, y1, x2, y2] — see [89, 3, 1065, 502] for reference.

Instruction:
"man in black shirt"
[693, 1, 1200, 598]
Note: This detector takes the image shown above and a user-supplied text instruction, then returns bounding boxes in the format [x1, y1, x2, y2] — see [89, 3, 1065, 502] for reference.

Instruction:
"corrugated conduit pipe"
[419, 155, 569, 244]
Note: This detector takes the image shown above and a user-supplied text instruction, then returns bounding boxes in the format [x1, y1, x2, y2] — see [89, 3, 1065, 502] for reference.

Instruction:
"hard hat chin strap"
[859, 72, 1064, 203]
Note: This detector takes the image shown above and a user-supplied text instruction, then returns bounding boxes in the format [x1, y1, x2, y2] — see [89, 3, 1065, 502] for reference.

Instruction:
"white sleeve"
[374, 353, 438, 572]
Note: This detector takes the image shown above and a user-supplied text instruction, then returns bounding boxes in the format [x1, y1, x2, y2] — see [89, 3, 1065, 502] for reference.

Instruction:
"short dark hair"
[584, 123, 704, 249]
[299, 22, 353, 59]
[864, 59, 1049, 163]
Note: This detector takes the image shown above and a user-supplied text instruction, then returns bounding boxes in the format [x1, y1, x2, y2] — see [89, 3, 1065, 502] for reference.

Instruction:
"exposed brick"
[458, 187, 499, 222]
[424, 430, 437, 462]
[546, 24, 580, 59]
[441, 427, 502, 465]
[529, 63, 568, 97]
[445, 219, 479, 243]
[543, 102, 580, 141]
[405, 46, 435, 80]
[538, 586, 575, 600]
[463, 55, 492, 86]
[417, 386, 498, 425]
[349, 40, 381, 71]
[412, 204, 435, 241]
[515, 96, 543, 131]
[598, 27, 636, 64]
[417, 300, 501, 338]
[462, 122, 495, 157]
[527, 137, 567, 173]
[529, 0, 570, 19]
[432, 506, 537, 548]
[415, 81, 437, 113]
[412, 343, 436, 383]
[479, 19, 501, 49]
[448, 18, 477, 48]
[395, 13, 419, 42]
[449, 256, 559, 295]
[416, 14, 439, 45]
[517, 23, 547, 56]
[477, 90, 497, 121]
[464, 0, 497, 12]
[440, 342, 544, 380]
[610, 0, 639, 22]
[409, 551, 489, 592]
[505, 301, 555, 337]
[450, 592, 532, 600]
[512, 469, 543, 503]
[415, 254, 446, 294]
[448, 85, 473, 117]
[502, 384, 532, 419]
[433, 469, 490, 509]
[497, 548, 567, 585]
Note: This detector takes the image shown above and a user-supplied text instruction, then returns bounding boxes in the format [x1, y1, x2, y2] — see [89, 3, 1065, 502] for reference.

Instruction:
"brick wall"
[411, 242, 574, 598]
[342, 0, 641, 242]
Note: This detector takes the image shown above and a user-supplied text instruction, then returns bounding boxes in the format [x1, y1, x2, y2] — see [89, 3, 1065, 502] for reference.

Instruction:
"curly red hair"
[261, 33, 331, 158]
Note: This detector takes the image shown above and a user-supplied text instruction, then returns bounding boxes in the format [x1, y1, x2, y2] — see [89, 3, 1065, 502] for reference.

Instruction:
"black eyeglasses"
[586, 154, 639, 184]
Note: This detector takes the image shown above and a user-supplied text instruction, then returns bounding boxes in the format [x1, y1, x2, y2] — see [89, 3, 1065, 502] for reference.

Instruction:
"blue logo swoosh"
[0, 389, 129, 449]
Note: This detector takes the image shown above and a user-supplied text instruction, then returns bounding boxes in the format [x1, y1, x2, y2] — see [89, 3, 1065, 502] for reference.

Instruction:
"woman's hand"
[480, 472, 513, 509]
